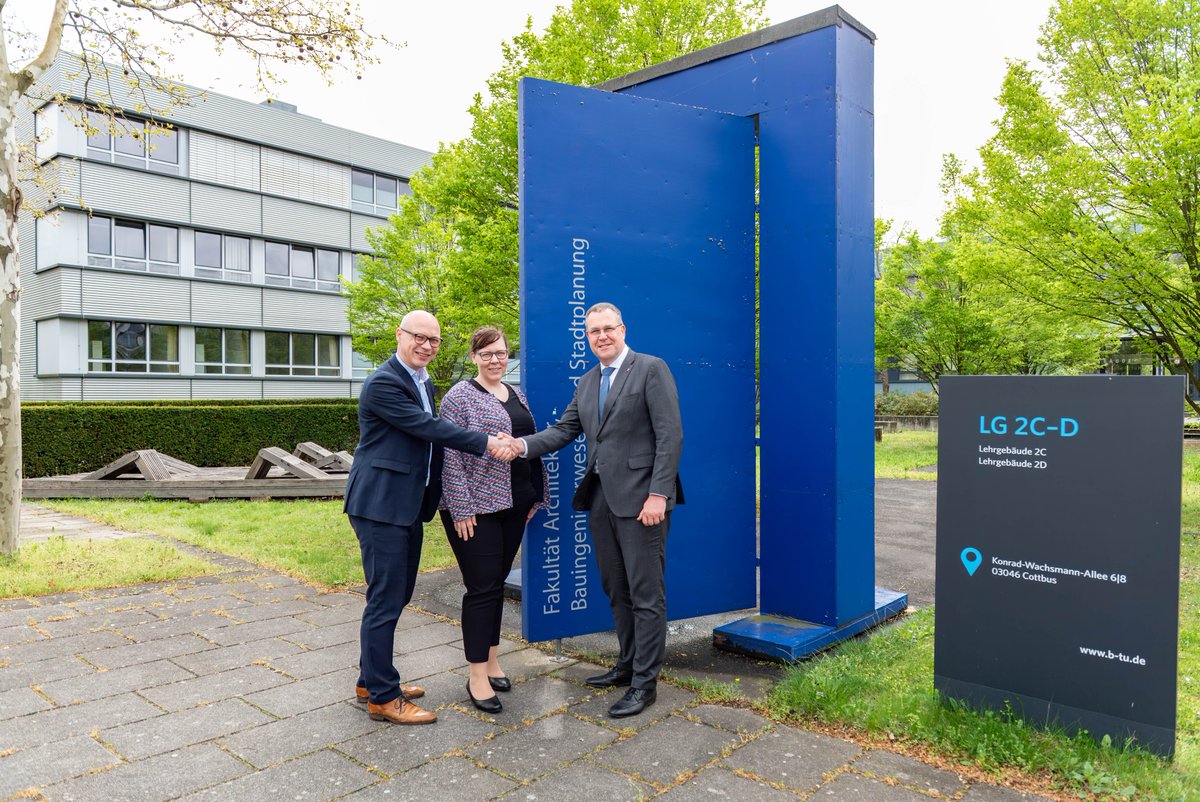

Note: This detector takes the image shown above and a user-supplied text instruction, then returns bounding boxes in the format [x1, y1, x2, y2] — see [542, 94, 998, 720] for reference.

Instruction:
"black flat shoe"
[586, 667, 633, 688]
[608, 686, 656, 718]
[466, 680, 502, 714]
[488, 675, 512, 692]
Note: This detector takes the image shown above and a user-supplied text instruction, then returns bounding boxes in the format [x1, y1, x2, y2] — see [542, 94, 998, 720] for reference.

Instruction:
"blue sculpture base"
[712, 588, 909, 662]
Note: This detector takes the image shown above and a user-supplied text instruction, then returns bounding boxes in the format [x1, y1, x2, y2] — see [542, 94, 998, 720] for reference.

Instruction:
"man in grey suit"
[507, 302, 683, 717]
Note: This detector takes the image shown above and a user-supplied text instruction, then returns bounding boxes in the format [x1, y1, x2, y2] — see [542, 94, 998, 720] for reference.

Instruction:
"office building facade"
[20, 57, 429, 400]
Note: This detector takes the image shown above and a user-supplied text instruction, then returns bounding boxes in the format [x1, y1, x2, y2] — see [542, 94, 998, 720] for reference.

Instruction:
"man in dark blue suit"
[345, 310, 510, 725]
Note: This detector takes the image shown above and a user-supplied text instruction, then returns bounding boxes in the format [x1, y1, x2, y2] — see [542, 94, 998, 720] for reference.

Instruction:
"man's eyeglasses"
[586, 325, 623, 338]
[401, 328, 442, 348]
[475, 350, 509, 363]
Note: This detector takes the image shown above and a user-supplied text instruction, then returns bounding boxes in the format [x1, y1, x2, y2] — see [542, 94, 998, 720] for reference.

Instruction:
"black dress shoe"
[608, 686, 656, 718]
[488, 675, 512, 692]
[466, 680, 502, 714]
[586, 667, 633, 688]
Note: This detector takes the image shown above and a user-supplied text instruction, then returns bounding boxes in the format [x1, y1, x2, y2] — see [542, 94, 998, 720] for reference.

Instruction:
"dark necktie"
[598, 366, 615, 422]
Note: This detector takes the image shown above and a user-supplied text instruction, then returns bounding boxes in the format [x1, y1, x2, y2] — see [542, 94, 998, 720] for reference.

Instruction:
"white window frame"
[264, 240, 342, 292]
[265, 331, 342, 377]
[87, 320, 180, 374]
[85, 110, 181, 175]
[194, 327, 252, 375]
[87, 215, 180, 275]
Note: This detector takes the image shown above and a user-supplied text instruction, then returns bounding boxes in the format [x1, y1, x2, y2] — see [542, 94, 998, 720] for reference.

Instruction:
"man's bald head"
[395, 310, 442, 370]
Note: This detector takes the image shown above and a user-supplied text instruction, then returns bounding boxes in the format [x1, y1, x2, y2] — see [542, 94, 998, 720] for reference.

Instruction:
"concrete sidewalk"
[0, 497, 1053, 802]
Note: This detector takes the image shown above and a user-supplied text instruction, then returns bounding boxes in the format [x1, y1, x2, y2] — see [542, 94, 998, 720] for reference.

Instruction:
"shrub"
[22, 399, 360, 477]
[875, 391, 939, 417]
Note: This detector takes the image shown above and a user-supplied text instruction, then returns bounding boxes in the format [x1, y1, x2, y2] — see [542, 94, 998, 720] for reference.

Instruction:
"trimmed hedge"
[875, 391, 939, 417]
[23, 399, 360, 478]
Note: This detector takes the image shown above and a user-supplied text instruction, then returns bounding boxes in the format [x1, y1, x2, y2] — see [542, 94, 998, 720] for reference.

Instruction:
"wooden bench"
[83, 450, 199, 481]
[245, 447, 330, 480]
[292, 441, 353, 473]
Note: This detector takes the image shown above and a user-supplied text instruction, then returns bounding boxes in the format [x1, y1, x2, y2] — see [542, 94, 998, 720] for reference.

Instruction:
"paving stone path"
[1, 510, 1055, 801]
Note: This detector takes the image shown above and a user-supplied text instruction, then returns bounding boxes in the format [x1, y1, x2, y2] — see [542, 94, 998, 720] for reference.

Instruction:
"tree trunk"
[0, 102, 22, 556]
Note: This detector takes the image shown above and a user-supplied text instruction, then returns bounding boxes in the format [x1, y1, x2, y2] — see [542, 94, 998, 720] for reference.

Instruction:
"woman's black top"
[472, 380, 540, 510]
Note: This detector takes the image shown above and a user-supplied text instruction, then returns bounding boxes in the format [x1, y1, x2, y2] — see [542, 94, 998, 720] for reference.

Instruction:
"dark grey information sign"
[935, 375, 1182, 756]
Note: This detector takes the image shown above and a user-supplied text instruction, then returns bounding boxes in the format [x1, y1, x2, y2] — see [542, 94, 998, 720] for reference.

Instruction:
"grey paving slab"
[0, 734, 120, 798]
[0, 686, 53, 720]
[295, 600, 365, 627]
[243, 665, 359, 717]
[405, 667, 471, 709]
[571, 682, 697, 727]
[339, 756, 517, 802]
[116, 612, 235, 643]
[310, 590, 364, 607]
[143, 595, 251, 619]
[198, 615, 316, 646]
[505, 761, 653, 801]
[0, 654, 95, 692]
[224, 597, 327, 623]
[220, 700, 383, 767]
[68, 590, 177, 615]
[280, 619, 360, 650]
[853, 749, 968, 797]
[681, 703, 773, 734]
[42, 743, 252, 802]
[548, 659, 609, 685]
[961, 783, 1058, 801]
[1, 629, 130, 666]
[0, 624, 45, 647]
[483, 674, 596, 723]
[38, 658, 194, 705]
[592, 714, 742, 786]
[719, 725, 863, 793]
[809, 771, 934, 800]
[38, 608, 161, 638]
[396, 608, 441, 630]
[466, 712, 619, 781]
[656, 765, 797, 801]
[485, 645, 575, 680]
[0, 692, 163, 751]
[0, 602, 80, 628]
[178, 747, 379, 801]
[233, 585, 324, 605]
[83, 633, 216, 670]
[169, 635, 304, 676]
[338, 707, 503, 774]
[101, 697, 274, 760]
[267, 640, 359, 679]
[138, 664, 289, 710]
[395, 643, 469, 679]
[393, 621, 464, 652]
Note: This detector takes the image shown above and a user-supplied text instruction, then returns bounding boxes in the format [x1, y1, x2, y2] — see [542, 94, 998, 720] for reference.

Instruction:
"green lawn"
[875, 430, 938, 479]
[765, 433, 1200, 800]
[41, 499, 455, 588]
[0, 536, 226, 599]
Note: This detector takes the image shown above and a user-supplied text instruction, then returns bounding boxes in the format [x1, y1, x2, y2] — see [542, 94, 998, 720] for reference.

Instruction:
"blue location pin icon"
[961, 547, 982, 577]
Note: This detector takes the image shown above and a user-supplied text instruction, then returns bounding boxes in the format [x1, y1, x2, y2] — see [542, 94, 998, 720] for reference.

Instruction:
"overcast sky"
[13, 0, 1054, 237]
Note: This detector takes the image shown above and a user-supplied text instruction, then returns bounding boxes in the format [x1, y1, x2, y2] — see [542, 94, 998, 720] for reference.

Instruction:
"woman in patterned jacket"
[439, 326, 547, 714]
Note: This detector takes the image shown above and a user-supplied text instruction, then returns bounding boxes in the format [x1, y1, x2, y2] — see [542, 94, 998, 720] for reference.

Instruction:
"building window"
[265, 241, 341, 292]
[87, 216, 179, 275]
[351, 168, 410, 216]
[352, 351, 377, 379]
[87, 320, 179, 373]
[86, 110, 179, 174]
[265, 331, 340, 377]
[194, 231, 251, 282]
[195, 327, 251, 375]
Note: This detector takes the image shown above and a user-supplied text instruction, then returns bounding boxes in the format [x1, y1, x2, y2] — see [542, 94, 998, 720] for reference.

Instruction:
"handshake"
[486, 432, 523, 462]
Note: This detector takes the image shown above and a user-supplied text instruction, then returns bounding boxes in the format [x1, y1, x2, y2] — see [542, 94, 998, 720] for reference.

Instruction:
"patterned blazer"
[438, 380, 549, 522]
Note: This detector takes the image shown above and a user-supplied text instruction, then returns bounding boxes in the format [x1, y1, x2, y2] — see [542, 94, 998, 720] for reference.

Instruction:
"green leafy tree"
[343, 189, 488, 395]
[875, 232, 1108, 392]
[0, 0, 384, 554]
[361, 0, 768, 344]
[947, 0, 1200, 409]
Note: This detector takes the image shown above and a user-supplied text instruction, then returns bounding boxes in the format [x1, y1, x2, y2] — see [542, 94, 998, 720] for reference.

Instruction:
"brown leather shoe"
[356, 684, 425, 703]
[367, 698, 437, 725]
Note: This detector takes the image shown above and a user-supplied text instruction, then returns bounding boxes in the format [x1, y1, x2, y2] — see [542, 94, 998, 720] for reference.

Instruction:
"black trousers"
[590, 481, 669, 690]
[350, 515, 422, 705]
[440, 502, 531, 664]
